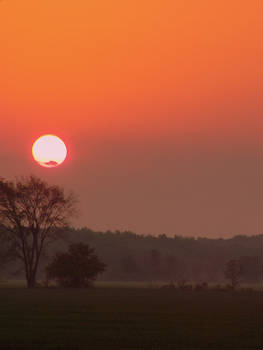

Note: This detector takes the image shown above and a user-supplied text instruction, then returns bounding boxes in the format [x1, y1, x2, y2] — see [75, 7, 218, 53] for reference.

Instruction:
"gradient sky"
[1, 1, 263, 237]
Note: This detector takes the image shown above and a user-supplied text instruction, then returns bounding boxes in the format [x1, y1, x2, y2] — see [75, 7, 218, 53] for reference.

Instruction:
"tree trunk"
[26, 273, 36, 288]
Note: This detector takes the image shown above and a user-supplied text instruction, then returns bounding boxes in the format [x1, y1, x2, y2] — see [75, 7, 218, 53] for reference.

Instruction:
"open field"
[2, 280, 263, 290]
[1, 286, 263, 350]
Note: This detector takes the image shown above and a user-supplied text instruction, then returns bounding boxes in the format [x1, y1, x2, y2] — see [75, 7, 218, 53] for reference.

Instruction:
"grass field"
[0, 286, 263, 350]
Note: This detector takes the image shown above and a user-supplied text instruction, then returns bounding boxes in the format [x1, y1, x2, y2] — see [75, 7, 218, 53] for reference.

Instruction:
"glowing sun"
[32, 135, 67, 168]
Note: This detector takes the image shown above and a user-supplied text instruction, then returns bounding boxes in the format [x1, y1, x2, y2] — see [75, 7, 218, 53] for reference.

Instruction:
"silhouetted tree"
[46, 243, 106, 287]
[120, 254, 138, 279]
[224, 259, 242, 289]
[0, 176, 76, 288]
[149, 249, 161, 280]
[0, 225, 15, 275]
[164, 253, 177, 283]
[239, 256, 263, 283]
[176, 259, 189, 286]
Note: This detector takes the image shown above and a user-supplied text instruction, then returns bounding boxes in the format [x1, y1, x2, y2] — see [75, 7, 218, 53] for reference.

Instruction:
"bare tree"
[0, 225, 16, 276]
[149, 249, 161, 280]
[164, 253, 177, 284]
[0, 175, 77, 288]
[224, 259, 242, 290]
[239, 256, 263, 283]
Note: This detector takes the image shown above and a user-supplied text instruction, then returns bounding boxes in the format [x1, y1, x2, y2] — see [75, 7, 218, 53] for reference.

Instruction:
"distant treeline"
[3, 228, 263, 283]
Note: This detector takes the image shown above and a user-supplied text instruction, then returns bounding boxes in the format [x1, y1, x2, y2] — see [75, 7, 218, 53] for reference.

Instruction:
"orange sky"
[1, 1, 263, 237]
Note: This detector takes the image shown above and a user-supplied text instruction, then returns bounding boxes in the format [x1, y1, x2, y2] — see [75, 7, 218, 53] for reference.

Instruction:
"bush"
[46, 243, 106, 287]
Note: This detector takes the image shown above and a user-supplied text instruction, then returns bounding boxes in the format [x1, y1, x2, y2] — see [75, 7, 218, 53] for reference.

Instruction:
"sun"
[32, 135, 67, 168]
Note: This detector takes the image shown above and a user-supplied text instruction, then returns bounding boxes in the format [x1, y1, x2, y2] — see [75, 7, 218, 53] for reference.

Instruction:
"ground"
[0, 282, 262, 349]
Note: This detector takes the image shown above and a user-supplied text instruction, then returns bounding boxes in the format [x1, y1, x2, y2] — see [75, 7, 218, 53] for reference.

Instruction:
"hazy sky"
[1, 1, 263, 237]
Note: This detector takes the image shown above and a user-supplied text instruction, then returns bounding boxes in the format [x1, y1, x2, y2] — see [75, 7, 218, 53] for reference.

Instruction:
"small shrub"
[46, 243, 106, 288]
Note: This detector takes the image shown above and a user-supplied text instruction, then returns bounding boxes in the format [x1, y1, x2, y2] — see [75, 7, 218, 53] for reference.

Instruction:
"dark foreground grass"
[0, 287, 263, 350]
